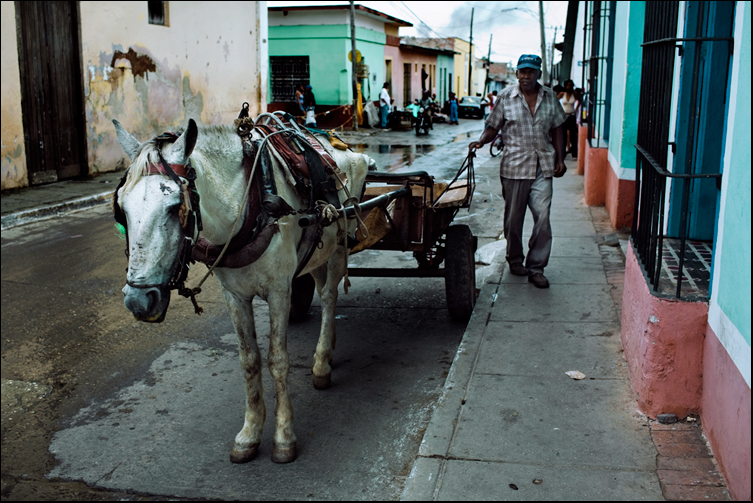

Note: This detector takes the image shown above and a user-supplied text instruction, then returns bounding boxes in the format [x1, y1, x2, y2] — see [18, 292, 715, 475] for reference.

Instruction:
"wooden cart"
[291, 153, 478, 321]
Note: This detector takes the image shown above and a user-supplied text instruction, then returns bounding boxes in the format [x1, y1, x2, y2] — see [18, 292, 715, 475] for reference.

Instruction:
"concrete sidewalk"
[401, 159, 664, 500]
[0, 169, 126, 230]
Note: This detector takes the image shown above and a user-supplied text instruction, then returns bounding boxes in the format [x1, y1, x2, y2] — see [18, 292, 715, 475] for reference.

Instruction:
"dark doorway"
[403, 63, 411, 106]
[16, 1, 87, 185]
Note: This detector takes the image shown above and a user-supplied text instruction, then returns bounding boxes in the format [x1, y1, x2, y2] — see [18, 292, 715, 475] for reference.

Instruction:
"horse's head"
[112, 119, 199, 322]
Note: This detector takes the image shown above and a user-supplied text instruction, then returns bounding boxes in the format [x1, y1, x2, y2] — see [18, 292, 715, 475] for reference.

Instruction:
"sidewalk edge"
[401, 270, 503, 501]
[1, 191, 113, 231]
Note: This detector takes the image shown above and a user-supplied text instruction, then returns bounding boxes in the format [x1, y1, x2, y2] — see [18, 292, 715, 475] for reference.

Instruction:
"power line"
[398, 0, 449, 39]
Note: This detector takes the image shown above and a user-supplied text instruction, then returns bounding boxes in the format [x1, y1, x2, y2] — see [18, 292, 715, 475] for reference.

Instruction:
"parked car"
[458, 96, 485, 119]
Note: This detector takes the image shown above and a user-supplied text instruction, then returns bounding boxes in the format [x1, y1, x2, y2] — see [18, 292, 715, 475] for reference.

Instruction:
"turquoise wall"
[716, 4, 751, 346]
[269, 25, 385, 105]
[437, 54, 454, 105]
[607, 1, 644, 175]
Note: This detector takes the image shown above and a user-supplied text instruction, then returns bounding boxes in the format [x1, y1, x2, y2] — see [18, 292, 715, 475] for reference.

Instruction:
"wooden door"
[16, 1, 86, 185]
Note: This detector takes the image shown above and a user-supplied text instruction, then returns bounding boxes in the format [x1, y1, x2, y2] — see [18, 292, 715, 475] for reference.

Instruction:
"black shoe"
[509, 263, 528, 276]
[528, 273, 550, 289]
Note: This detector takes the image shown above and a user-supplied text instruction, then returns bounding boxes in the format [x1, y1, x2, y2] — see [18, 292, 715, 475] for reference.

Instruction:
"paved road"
[1, 119, 498, 500]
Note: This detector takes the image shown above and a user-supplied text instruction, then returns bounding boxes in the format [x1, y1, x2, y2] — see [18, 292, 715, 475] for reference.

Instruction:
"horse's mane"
[121, 124, 240, 195]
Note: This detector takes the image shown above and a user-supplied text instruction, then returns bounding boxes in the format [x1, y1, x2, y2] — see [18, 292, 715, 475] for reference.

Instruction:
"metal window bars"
[631, 1, 728, 299]
[581, 1, 614, 149]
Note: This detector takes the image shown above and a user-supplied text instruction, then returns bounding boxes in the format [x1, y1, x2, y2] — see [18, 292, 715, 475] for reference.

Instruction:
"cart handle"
[298, 186, 410, 228]
[432, 150, 476, 208]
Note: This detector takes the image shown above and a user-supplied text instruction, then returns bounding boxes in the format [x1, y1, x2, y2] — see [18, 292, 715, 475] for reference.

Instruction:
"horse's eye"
[167, 203, 181, 215]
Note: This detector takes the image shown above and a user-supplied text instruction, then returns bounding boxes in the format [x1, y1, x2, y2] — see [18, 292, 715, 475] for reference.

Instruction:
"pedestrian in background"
[468, 54, 567, 289]
[379, 82, 392, 128]
[303, 85, 317, 127]
[295, 84, 305, 115]
[449, 92, 459, 125]
[558, 79, 581, 159]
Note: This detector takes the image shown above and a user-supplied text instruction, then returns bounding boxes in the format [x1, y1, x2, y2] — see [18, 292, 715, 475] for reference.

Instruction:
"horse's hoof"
[313, 374, 331, 390]
[271, 442, 297, 463]
[230, 443, 260, 463]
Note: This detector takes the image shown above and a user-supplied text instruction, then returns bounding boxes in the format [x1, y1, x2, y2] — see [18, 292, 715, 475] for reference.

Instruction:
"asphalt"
[1, 127, 662, 500]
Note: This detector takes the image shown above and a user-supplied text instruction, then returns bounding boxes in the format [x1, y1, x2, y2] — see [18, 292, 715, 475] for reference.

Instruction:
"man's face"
[516, 68, 540, 91]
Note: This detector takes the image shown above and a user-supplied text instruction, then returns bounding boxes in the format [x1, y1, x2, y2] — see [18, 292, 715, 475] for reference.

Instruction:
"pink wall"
[580, 130, 635, 230]
[621, 242, 708, 418]
[384, 45, 402, 108]
[605, 159, 635, 231]
[578, 126, 587, 175]
[702, 325, 751, 501]
[584, 142, 608, 206]
[385, 47, 438, 109]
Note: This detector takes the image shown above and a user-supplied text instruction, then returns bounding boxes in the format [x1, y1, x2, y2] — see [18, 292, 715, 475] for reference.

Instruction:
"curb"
[401, 267, 504, 500]
[0, 191, 113, 231]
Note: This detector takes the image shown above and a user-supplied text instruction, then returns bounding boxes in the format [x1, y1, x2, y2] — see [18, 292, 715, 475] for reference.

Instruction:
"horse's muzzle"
[122, 284, 171, 323]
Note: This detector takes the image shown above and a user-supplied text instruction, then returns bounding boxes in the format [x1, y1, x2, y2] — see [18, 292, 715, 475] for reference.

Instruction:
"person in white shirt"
[557, 80, 581, 158]
[379, 82, 392, 128]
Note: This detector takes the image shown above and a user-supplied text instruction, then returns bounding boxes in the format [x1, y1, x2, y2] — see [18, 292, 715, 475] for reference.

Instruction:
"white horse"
[112, 118, 369, 463]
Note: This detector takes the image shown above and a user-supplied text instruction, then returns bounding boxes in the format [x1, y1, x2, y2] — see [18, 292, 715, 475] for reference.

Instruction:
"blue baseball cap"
[517, 54, 542, 71]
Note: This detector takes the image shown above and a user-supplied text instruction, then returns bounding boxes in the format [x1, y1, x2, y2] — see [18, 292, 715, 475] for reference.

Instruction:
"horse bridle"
[113, 132, 203, 309]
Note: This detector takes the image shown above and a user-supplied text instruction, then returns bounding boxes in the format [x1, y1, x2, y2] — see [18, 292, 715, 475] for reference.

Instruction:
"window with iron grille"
[270, 56, 309, 103]
[631, 1, 730, 300]
[580, 1, 615, 148]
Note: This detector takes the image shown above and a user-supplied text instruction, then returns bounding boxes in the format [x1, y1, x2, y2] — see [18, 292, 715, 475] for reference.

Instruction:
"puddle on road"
[452, 131, 476, 142]
[350, 144, 436, 172]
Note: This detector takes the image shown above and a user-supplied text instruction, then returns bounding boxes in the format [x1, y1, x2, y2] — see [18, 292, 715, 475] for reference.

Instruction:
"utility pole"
[550, 26, 557, 83]
[467, 7, 474, 96]
[350, 1, 358, 131]
[483, 34, 492, 96]
[538, 0, 548, 84]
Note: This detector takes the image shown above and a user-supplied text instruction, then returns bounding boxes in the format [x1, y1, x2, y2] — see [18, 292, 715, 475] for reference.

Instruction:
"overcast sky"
[266, 1, 570, 66]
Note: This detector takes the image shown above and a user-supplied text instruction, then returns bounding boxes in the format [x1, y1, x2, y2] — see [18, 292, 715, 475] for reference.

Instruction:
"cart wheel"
[444, 225, 477, 321]
[290, 273, 316, 321]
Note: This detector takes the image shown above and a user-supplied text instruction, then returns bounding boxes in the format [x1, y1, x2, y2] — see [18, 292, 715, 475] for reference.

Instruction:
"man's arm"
[469, 126, 498, 150]
[551, 124, 567, 177]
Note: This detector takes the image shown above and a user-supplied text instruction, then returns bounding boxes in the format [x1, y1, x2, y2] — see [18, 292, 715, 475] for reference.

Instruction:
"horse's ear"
[112, 119, 141, 160]
[173, 119, 198, 162]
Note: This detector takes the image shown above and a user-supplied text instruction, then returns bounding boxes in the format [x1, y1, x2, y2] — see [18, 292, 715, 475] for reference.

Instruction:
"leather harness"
[113, 114, 348, 314]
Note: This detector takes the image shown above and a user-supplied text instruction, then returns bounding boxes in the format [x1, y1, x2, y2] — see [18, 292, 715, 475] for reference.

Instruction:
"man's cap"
[517, 54, 542, 71]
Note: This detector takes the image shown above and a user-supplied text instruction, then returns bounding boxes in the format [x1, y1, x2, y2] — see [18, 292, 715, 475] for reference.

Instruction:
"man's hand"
[553, 160, 567, 178]
[469, 126, 499, 151]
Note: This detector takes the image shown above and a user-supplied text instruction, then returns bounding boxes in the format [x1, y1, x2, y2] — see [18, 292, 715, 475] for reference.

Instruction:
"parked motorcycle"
[415, 104, 432, 136]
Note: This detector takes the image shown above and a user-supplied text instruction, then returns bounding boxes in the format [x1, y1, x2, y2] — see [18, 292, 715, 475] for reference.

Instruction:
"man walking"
[469, 54, 567, 288]
[379, 82, 392, 128]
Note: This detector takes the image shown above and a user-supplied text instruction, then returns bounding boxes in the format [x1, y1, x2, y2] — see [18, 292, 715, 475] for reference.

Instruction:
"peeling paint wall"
[1, 2, 27, 190]
[81, 1, 267, 174]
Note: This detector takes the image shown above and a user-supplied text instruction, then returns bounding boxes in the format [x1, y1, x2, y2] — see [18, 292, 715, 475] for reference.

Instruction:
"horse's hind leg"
[267, 286, 297, 463]
[310, 245, 347, 390]
[222, 288, 265, 463]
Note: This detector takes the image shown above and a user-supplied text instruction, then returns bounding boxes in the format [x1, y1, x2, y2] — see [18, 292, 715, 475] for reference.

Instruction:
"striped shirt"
[486, 84, 567, 179]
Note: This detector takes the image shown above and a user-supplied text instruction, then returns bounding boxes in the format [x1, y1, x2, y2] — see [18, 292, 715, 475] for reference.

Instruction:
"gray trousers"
[501, 162, 553, 274]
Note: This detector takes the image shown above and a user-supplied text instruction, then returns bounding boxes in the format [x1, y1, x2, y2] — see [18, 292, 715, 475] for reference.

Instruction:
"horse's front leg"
[221, 288, 265, 463]
[267, 286, 297, 463]
[310, 244, 348, 390]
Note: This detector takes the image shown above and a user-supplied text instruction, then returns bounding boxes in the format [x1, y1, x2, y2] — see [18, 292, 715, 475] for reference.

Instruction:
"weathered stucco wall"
[1, 2, 27, 190]
[80, 1, 266, 174]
